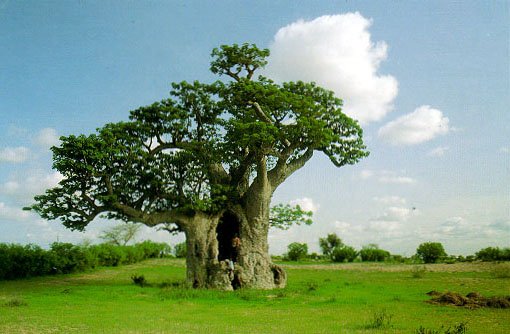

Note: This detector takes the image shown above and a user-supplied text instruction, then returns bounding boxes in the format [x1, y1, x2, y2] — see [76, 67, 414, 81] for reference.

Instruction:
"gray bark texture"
[182, 185, 286, 290]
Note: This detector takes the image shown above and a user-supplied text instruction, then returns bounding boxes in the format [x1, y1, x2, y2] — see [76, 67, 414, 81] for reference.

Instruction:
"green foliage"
[285, 242, 308, 261]
[269, 204, 313, 230]
[99, 223, 142, 246]
[359, 244, 390, 262]
[27, 42, 368, 240]
[416, 242, 447, 263]
[0, 241, 171, 281]
[476, 247, 510, 261]
[319, 233, 343, 257]
[50, 242, 94, 274]
[330, 245, 358, 263]
[210, 43, 270, 81]
[173, 242, 187, 258]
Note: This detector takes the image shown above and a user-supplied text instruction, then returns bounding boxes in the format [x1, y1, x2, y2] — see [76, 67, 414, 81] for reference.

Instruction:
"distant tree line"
[280, 233, 510, 264]
[0, 241, 172, 281]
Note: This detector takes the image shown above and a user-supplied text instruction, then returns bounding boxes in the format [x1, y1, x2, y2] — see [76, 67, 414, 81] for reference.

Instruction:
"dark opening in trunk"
[216, 211, 240, 262]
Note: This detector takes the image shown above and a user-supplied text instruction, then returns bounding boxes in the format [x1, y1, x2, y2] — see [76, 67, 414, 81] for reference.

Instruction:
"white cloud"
[0, 146, 30, 163]
[266, 13, 398, 124]
[289, 197, 320, 213]
[373, 196, 407, 205]
[360, 169, 416, 184]
[0, 171, 63, 202]
[34, 128, 60, 148]
[378, 105, 450, 145]
[500, 147, 509, 154]
[0, 202, 31, 222]
[374, 206, 415, 222]
[428, 146, 449, 157]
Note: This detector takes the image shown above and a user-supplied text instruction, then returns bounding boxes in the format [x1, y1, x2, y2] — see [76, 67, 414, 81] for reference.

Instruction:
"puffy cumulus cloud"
[359, 169, 416, 184]
[266, 13, 398, 124]
[0, 146, 30, 163]
[378, 105, 450, 145]
[0, 171, 63, 202]
[289, 197, 320, 213]
[428, 146, 449, 157]
[0, 202, 31, 222]
[34, 128, 60, 148]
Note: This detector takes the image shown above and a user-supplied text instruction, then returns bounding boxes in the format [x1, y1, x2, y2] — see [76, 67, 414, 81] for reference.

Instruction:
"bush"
[136, 241, 172, 259]
[50, 242, 93, 274]
[476, 247, 510, 262]
[174, 242, 187, 258]
[416, 242, 447, 263]
[0, 241, 174, 281]
[285, 242, 308, 261]
[360, 244, 390, 262]
[331, 245, 357, 263]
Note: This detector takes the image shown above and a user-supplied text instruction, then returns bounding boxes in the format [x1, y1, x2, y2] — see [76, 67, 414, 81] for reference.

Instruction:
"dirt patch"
[427, 291, 510, 309]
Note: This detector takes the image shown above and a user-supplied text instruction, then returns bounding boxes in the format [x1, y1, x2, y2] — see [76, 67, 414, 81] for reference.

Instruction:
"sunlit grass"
[0, 259, 508, 333]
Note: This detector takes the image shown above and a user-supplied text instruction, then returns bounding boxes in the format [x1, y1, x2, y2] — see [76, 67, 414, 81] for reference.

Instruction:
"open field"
[0, 259, 509, 333]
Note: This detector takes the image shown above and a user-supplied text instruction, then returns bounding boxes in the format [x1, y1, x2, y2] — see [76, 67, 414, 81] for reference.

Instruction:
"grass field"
[0, 259, 509, 333]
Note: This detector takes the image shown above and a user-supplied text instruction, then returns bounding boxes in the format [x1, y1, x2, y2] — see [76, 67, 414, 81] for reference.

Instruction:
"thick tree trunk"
[231, 157, 287, 289]
[181, 174, 286, 290]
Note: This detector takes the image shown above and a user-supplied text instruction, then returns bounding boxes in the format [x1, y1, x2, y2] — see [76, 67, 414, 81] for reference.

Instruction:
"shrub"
[416, 242, 447, 263]
[476, 247, 510, 262]
[174, 242, 187, 258]
[93, 244, 126, 266]
[285, 242, 308, 261]
[411, 265, 427, 278]
[131, 274, 148, 287]
[360, 244, 390, 262]
[135, 241, 171, 259]
[331, 245, 357, 263]
[50, 242, 92, 274]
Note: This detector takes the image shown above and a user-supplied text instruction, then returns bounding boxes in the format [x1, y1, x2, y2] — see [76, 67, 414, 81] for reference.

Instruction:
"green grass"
[0, 259, 509, 333]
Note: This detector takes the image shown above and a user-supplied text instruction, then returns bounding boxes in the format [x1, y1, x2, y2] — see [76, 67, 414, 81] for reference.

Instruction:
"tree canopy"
[27, 43, 369, 234]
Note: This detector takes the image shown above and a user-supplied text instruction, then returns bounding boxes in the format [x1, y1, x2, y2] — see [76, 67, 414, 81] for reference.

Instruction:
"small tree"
[331, 245, 358, 263]
[319, 233, 343, 257]
[285, 242, 308, 261]
[99, 223, 142, 246]
[416, 242, 447, 263]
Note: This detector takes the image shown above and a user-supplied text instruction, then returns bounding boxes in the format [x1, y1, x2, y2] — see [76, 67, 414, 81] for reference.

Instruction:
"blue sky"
[1, 1, 508, 255]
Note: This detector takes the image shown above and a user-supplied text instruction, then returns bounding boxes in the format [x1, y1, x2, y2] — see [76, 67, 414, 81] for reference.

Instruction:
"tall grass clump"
[416, 322, 468, 334]
[411, 266, 427, 278]
[364, 309, 393, 329]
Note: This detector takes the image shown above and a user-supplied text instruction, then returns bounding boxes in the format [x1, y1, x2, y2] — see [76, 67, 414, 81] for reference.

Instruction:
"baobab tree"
[28, 43, 368, 289]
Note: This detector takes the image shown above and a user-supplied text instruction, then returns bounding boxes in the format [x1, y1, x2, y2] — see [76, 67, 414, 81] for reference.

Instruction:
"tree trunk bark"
[233, 175, 287, 289]
[182, 191, 286, 290]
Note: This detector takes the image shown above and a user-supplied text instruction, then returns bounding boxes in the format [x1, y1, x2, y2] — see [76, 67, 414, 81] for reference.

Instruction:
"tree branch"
[268, 148, 314, 191]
